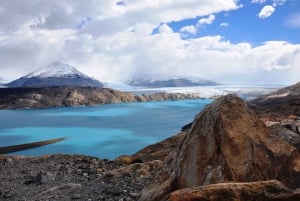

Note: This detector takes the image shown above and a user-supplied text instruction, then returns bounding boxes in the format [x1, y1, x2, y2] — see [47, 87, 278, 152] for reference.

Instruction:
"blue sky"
[0, 0, 299, 85]
[169, 0, 300, 44]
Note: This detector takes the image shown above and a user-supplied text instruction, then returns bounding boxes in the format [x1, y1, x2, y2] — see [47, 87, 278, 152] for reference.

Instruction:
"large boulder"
[139, 94, 300, 201]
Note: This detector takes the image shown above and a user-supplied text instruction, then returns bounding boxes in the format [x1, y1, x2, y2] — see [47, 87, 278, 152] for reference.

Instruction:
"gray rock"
[103, 186, 123, 195]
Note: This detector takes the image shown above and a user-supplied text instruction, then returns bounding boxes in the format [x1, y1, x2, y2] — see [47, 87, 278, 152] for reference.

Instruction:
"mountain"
[126, 74, 218, 88]
[0, 78, 4, 88]
[5, 62, 104, 88]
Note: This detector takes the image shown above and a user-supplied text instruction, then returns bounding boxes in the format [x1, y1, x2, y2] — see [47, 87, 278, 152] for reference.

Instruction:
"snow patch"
[24, 62, 90, 79]
[123, 85, 280, 100]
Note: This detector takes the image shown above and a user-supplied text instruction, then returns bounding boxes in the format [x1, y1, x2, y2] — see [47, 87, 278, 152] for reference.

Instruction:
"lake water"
[0, 99, 211, 159]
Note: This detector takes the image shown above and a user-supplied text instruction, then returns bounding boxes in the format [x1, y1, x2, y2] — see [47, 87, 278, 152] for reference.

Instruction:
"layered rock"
[249, 82, 300, 119]
[166, 180, 300, 201]
[139, 94, 300, 201]
[0, 87, 201, 109]
[117, 131, 187, 164]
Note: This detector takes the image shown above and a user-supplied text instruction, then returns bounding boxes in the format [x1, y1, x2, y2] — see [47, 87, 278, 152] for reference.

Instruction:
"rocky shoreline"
[0, 86, 201, 109]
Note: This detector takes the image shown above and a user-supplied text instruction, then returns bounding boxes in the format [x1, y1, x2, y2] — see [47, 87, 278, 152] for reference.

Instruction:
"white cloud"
[180, 25, 197, 34]
[251, 0, 267, 3]
[220, 22, 230, 27]
[158, 24, 174, 34]
[272, 0, 287, 6]
[179, 14, 216, 36]
[258, 5, 275, 19]
[0, 0, 299, 85]
[197, 14, 216, 26]
[251, 0, 287, 6]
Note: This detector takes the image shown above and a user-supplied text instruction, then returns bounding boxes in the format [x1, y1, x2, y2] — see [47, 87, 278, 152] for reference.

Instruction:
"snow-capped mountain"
[6, 62, 103, 88]
[126, 74, 218, 88]
[0, 78, 5, 88]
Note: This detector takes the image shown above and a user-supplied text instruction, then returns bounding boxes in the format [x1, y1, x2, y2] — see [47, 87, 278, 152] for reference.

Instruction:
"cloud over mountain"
[0, 0, 299, 85]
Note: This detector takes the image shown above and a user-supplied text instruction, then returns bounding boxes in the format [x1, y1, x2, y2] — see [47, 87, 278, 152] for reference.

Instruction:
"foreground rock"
[140, 94, 300, 201]
[117, 131, 187, 164]
[0, 154, 162, 200]
[0, 87, 201, 109]
[166, 180, 300, 201]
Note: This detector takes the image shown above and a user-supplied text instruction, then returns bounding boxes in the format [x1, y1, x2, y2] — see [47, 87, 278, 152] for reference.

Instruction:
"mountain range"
[5, 62, 104, 88]
[4, 62, 218, 89]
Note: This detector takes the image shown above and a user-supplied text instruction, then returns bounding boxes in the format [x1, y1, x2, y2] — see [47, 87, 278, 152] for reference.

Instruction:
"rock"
[0, 154, 159, 200]
[24, 171, 55, 185]
[105, 160, 163, 179]
[139, 94, 300, 201]
[248, 82, 300, 119]
[37, 183, 82, 199]
[0, 189, 16, 199]
[103, 186, 123, 195]
[3, 190, 16, 199]
[129, 192, 139, 198]
[166, 180, 300, 201]
[131, 131, 187, 162]
[71, 193, 81, 199]
[269, 124, 300, 149]
[115, 155, 139, 164]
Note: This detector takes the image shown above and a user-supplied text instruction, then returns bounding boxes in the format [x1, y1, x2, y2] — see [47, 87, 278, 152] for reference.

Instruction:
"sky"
[0, 0, 299, 85]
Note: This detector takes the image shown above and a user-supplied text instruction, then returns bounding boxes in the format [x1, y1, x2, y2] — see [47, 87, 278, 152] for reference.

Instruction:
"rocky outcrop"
[139, 94, 300, 201]
[166, 180, 300, 201]
[116, 131, 187, 164]
[0, 87, 201, 109]
[249, 82, 300, 119]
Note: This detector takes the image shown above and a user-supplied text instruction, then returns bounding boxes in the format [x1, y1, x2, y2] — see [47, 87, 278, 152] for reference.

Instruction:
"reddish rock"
[116, 131, 187, 164]
[139, 94, 300, 201]
[249, 82, 300, 119]
[166, 180, 300, 201]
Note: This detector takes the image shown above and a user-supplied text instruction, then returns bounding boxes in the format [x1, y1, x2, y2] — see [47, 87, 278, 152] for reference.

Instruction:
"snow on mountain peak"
[24, 62, 89, 79]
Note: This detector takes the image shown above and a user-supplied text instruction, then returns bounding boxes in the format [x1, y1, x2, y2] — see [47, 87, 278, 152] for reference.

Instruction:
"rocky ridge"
[0, 87, 201, 109]
[249, 81, 300, 119]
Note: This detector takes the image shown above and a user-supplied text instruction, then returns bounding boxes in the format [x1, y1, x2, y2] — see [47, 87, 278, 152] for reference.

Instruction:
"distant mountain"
[6, 62, 104, 88]
[248, 81, 300, 118]
[126, 74, 218, 88]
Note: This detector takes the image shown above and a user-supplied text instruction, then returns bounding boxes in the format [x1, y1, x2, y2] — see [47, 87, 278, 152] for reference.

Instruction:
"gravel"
[0, 154, 161, 201]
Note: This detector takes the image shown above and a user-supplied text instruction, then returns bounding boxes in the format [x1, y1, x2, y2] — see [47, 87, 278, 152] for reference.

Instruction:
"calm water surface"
[0, 100, 211, 159]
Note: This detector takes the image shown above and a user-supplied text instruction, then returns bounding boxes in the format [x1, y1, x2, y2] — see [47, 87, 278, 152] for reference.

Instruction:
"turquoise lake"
[0, 99, 211, 159]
